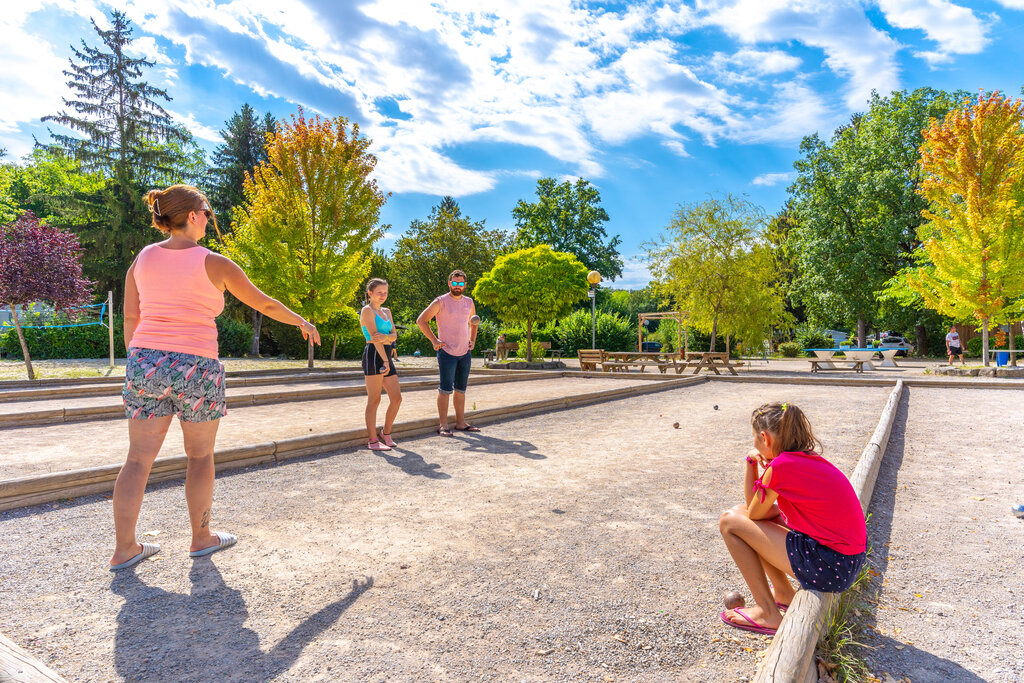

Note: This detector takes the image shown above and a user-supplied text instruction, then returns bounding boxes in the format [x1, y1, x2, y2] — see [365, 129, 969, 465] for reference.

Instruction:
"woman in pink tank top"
[110, 184, 321, 571]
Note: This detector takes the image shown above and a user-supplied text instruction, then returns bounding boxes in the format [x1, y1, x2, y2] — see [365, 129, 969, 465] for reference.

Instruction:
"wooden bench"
[496, 342, 519, 360]
[577, 349, 606, 371]
[809, 359, 865, 373]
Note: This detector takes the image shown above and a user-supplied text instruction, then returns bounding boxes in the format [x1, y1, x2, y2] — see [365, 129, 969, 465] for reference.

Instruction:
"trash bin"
[641, 341, 662, 352]
[996, 351, 1009, 366]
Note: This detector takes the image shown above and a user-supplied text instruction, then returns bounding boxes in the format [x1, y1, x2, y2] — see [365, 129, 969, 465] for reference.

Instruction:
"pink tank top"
[435, 293, 474, 356]
[129, 244, 224, 359]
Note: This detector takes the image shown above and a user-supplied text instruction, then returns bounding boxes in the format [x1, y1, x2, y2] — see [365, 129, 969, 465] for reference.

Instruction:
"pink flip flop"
[720, 609, 778, 636]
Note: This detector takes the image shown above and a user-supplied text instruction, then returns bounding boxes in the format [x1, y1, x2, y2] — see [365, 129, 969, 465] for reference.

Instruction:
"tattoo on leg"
[200, 509, 210, 529]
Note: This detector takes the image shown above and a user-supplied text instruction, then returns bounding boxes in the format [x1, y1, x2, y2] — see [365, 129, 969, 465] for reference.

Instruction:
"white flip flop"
[189, 531, 237, 558]
[110, 542, 160, 571]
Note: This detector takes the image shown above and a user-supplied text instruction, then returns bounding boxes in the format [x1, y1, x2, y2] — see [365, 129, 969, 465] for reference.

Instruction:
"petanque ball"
[713, 404, 719, 410]
[724, 591, 745, 610]
[470, 315, 481, 325]
[1013, 503, 1024, 519]
[672, 421, 680, 429]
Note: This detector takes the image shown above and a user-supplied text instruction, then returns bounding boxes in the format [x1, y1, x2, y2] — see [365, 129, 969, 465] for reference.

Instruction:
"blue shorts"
[786, 529, 865, 592]
[437, 349, 471, 394]
[123, 347, 227, 422]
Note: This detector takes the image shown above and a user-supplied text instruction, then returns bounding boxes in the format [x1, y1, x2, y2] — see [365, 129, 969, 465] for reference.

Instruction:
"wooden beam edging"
[709, 374, 1023, 390]
[753, 379, 904, 683]
[0, 371, 542, 429]
[0, 632, 67, 682]
[0, 375, 707, 512]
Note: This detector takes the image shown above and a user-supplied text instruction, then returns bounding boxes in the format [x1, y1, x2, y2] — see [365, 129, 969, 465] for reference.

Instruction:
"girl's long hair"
[750, 402, 822, 454]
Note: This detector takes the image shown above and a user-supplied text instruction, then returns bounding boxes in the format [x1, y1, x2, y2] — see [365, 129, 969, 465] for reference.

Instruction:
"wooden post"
[107, 290, 114, 368]
[0, 632, 67, 682]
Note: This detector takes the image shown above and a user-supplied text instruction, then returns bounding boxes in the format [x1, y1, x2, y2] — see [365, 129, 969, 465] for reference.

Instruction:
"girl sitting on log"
[717, 402, 867, 635]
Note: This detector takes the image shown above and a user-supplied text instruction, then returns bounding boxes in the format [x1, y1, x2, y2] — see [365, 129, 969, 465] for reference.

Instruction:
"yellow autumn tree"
[219, 108, 388, 367]
[891, 93, 1024, 365]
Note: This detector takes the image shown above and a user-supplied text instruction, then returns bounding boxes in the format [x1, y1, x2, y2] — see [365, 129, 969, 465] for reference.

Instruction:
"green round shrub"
[966, 337, 983, 357]
[779, 341, 801, 358]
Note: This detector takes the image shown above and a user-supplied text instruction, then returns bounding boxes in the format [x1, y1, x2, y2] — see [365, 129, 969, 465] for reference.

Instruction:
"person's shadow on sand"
[454, 431, 546, 460]
[372, 447, 451, 479]
[111, 562, 372, 682]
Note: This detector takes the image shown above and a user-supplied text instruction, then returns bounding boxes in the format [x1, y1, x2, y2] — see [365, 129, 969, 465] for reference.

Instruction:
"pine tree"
[41, 10, 190, 303]
[210, 104, 277, 221]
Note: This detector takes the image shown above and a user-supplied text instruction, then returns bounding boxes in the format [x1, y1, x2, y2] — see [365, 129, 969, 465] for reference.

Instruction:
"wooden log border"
[0, 375, 707, 512]
[0, 371, 547, 428]
[753, 379, 905, 683]
[0, 632, 67, 682]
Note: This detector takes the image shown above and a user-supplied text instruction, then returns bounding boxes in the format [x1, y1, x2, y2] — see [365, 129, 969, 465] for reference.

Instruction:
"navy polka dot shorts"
[786, 529, 865, 592]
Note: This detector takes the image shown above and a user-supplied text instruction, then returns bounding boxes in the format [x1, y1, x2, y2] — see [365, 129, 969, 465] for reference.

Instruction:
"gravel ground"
[1, 376, 659, 479]
[863, 387, 1024, 683]
[0, 382, 888, 682]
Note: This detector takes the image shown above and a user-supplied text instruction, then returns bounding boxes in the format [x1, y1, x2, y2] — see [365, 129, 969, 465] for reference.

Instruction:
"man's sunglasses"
[450, 281, 466, 287]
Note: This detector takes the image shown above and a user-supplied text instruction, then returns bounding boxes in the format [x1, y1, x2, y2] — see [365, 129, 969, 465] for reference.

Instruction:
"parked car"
[878, 336, 914, 357]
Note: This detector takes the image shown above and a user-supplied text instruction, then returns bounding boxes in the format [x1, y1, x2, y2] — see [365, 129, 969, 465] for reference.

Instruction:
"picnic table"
[986, 348, 1024, 364]
[804, 348, 900, 371]
[602, 351, 684, 374]
[684, 351, 739, 376]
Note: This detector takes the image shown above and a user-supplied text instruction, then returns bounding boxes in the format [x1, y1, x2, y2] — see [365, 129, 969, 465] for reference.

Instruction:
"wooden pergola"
[637, 311, 689, 355]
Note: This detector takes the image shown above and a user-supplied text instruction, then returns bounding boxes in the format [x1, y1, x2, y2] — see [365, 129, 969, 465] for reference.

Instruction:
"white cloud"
[614, 255, 652, 288]
[125, 35, 172, 65]
[6, 0, 1017, 199]
[167, 109, 221, 143]
[702, 0, 901, 109]
[993, 0, 1024, 7]
[0, 6, 74, 155]
[875, 0, 988, 63]
[751, 171, 796, 186]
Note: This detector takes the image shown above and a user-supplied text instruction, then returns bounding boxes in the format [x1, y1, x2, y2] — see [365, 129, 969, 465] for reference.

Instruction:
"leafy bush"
[215, 315, 253, 357]
[839, 339, 853, 347]
[779, 341, 801, 358]
[2, 317, 125, 359]
[555, 309, 633, 356]
[516, 340, 546, 360]
[872, 339, 881, 348]
[1017, 334, 1024, 350]
[966, 337, 982, 357]
[796, 330, 834, 352]
[473, 319, 499, 356]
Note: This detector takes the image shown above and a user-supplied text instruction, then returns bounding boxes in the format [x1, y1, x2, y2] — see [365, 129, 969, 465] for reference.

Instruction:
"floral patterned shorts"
[123, 347, 227, 422]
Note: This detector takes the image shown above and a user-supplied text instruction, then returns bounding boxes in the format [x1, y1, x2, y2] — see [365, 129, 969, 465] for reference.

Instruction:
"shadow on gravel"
[110, 564, 372, 681]
[860, 388, 982, 682]
[453, 431, 546, 460]
[373, 447, 451, 479]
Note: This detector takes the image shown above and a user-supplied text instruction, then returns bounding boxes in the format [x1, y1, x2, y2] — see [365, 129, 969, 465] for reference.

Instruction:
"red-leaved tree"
[0, 211, 93, 379]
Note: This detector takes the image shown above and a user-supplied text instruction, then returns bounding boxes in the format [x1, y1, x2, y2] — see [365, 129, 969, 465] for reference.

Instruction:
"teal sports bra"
[362, 309, 393, 341]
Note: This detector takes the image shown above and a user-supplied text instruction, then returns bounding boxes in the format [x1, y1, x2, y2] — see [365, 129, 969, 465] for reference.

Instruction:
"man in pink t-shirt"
[417, 269, 480, 436]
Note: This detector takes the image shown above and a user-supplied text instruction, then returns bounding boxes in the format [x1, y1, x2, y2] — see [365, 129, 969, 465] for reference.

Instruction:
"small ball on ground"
[713, 404, 719, 410]
[724, 591, 745, 610]
[672, 421, 680, 429]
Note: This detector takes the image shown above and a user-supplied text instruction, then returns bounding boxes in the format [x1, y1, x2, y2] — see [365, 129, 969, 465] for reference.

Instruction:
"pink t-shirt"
[435, 293, 474, 356]
[129, 244, 224, 359]
[754, 451, 866, 555]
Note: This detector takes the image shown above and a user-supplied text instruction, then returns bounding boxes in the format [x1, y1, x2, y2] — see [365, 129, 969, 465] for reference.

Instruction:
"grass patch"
[815, 557, 874, 682]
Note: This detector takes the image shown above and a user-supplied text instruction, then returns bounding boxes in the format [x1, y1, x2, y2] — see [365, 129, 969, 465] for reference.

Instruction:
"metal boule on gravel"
[724, 591, 745, 610]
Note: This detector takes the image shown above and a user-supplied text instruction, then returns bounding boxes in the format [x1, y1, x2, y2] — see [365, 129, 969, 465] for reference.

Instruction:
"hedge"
[2, 317, 125, 360]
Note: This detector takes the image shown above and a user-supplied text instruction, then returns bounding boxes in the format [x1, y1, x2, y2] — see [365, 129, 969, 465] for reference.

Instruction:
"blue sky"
[3, 0, 1024, 288]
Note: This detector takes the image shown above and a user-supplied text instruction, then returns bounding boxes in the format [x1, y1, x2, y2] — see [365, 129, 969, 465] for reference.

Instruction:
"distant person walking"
[361, 278, 402, 450]
[946, 325, 966, 365]
[110, 184, 320, 571]
[416, 270, 480, 436]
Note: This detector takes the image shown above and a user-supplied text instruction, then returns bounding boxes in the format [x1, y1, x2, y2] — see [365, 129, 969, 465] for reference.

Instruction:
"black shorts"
[786, 529, 865, 592]
[948, 345, 962, 355]
[362, 343, 397, 377]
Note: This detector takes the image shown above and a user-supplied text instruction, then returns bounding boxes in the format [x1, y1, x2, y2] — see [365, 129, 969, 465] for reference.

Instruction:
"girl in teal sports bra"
[359, 279, 402, 451]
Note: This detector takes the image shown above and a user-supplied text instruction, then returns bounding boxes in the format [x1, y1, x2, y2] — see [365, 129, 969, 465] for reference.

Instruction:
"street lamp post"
[586, 270, 602, 349]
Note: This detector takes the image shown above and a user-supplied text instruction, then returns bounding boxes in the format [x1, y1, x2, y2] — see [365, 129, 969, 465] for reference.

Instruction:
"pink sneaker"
[367, 439, 391, 451]
[379, 429, 397, 448]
